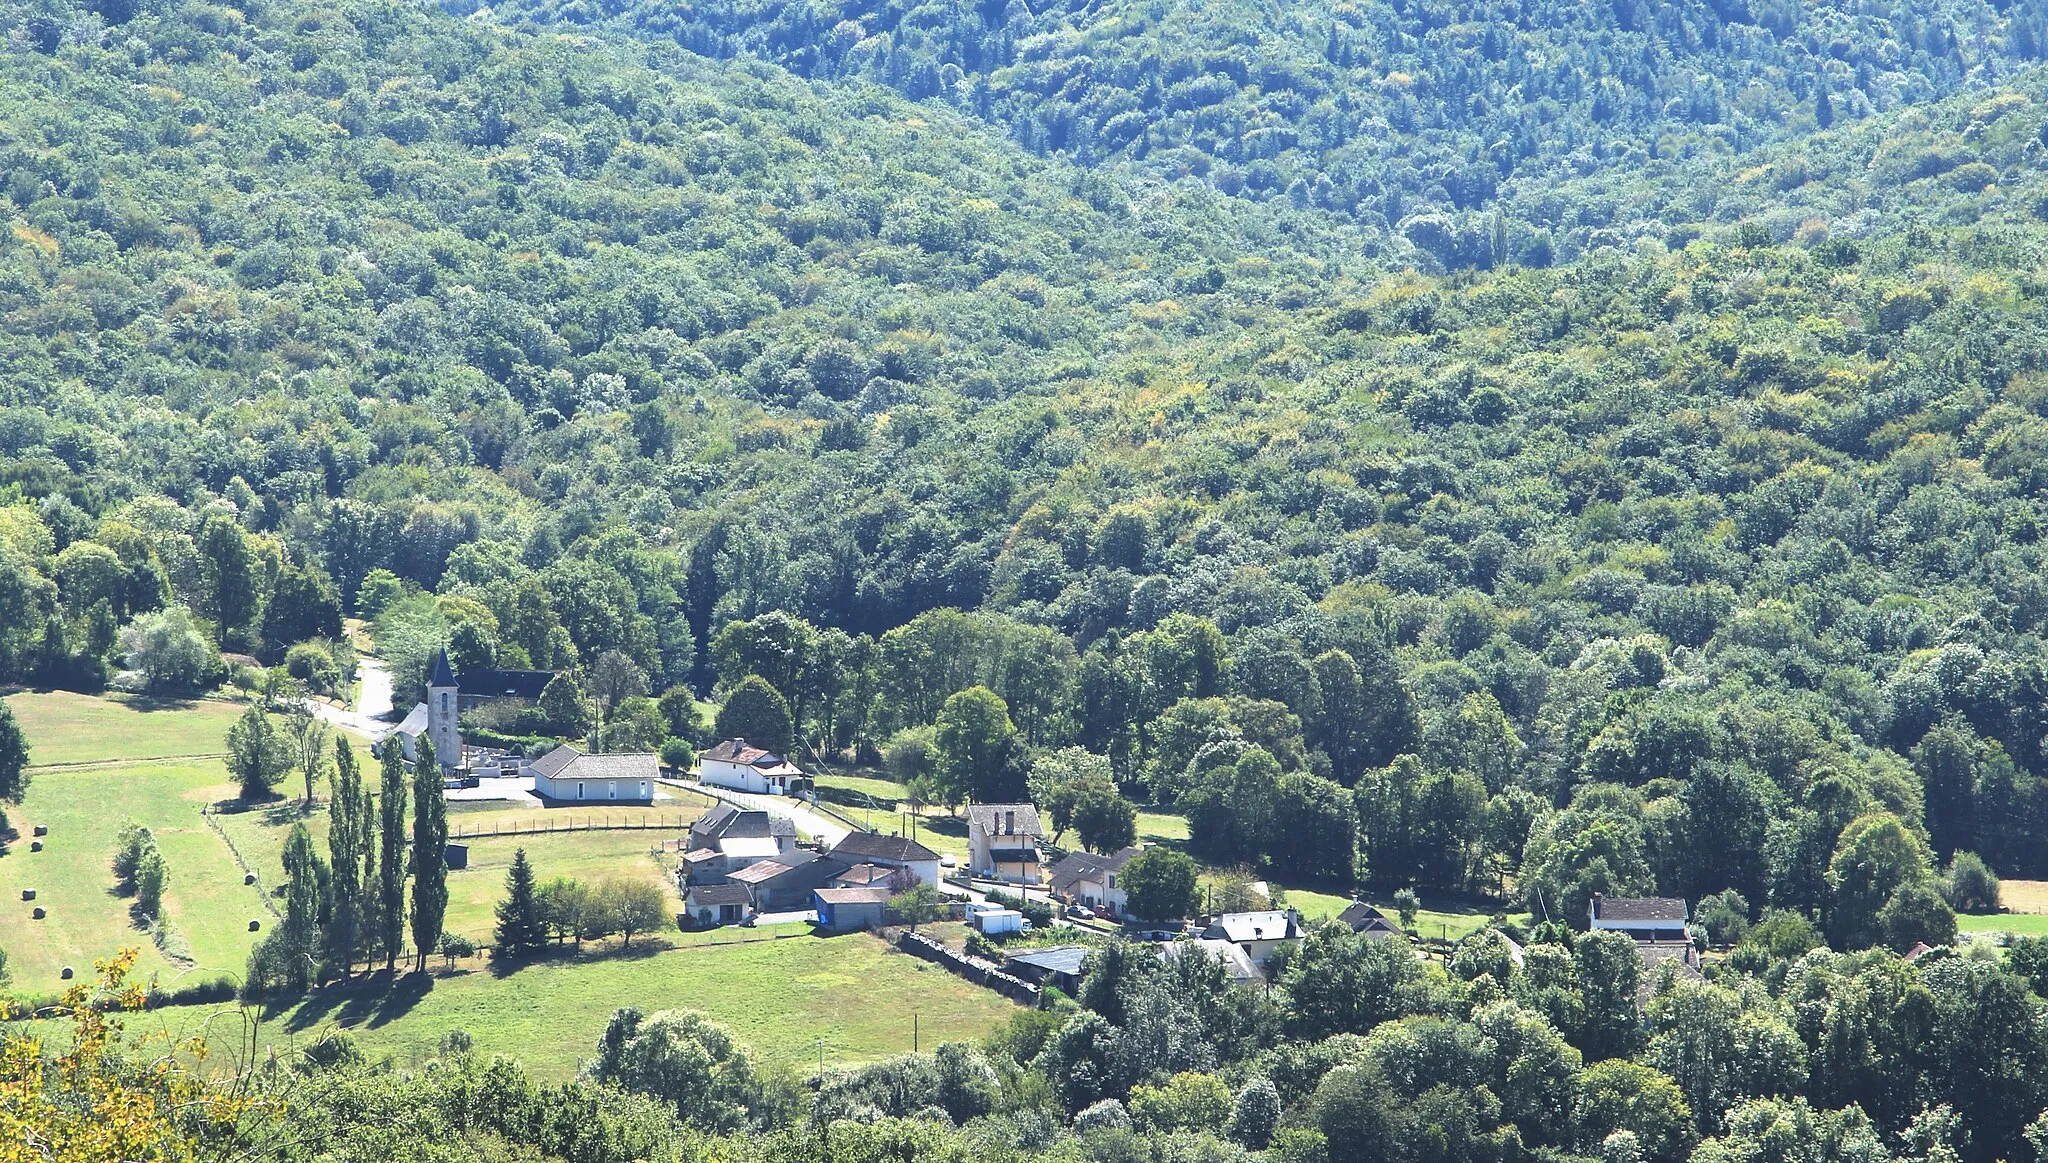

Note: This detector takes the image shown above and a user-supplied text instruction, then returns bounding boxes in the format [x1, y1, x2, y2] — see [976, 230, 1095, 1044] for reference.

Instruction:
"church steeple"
[430, 647, 458, 689]
[427, 648, 460, 770]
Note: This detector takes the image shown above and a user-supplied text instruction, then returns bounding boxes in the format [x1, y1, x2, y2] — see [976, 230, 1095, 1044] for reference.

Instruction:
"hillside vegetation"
[11, 0, 2048, 1159]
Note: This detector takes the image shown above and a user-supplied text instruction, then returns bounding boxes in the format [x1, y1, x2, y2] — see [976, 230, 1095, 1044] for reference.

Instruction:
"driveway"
[310, 656, 398, 743]
[667, 779, 851, 846]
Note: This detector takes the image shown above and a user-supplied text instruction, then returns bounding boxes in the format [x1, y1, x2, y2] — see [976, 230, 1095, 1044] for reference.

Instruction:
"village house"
[1590, 894, 1701, 994]
[728, 849, 848, 911]
[1200, 910, 1304, 966]
[825, 831, 942, 887]
[698, 738, 809, 796]
[1588, 894, 1689, 941]
[1048, 846, 1141, 917]
[1162, 937, 1264, 986]
[681, 804, 798, 884]
[966, 803, 1045, 884]
[530, 743, 656, 805]
[1337, 900, 1405, 941]
[683, 882, 755, 929]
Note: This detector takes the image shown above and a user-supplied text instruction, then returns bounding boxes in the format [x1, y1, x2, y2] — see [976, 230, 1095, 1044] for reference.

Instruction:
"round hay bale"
[59, 966, 73, 980]
[32, 825, 46, 837]
[31, 906, 45, 919]
[244, 872, 257, 886]
[29, 840, 41, 852]
[20, 888, 34, 901]
[248, 918, 262, 932]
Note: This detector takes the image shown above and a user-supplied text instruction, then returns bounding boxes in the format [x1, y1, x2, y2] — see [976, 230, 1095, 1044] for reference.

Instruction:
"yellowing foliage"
[0, 950, 270, 1163]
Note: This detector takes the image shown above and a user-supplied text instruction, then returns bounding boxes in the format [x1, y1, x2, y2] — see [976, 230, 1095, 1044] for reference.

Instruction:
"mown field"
[134, 924, 1020, 1078]
[0, 691, 277, 993]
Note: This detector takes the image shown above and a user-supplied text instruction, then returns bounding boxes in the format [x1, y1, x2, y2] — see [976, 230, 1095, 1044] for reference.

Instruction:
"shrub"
[1942, 851, 2000, 913]
[1075, 1098, 1132, 1133]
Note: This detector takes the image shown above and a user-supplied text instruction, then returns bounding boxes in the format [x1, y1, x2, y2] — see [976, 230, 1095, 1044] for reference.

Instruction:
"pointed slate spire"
[429, 647, 458, 689]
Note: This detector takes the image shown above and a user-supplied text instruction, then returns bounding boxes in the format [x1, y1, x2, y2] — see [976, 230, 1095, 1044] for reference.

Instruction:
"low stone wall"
[896, 930, 1039, 1004]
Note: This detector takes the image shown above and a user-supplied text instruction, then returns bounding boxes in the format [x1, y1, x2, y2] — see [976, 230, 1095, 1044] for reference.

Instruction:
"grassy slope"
[9, 690, 247, 767]
[0, 761, 271, 992]
[198, 927, 1019, 1078]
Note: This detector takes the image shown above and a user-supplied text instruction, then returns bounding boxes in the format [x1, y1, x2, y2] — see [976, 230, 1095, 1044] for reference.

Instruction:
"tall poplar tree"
[377, 738, 407, 973]
[325, 738, 363, 980]
[410, 734, 448, 974]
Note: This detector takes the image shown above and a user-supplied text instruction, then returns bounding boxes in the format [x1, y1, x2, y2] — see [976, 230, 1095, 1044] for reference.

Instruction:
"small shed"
[970, 907, 1027, 935]
[444, 842, 469, 870]
[813, 887, 891, 933]
[1004, 944, 1091, 994]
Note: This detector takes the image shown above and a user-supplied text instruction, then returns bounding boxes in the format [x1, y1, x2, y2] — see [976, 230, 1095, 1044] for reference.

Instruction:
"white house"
[1048, 846, 1141, 917]
[1200, 910, 1304, 966]
[826, 831, 942, 888]
[531, 744, 656, 804]
[698, 738, 807, 795]
[966, 803, 1045, 883]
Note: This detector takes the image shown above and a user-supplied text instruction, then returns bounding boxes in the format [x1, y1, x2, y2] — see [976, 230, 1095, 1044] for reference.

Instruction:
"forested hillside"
[474, 0, 2048, 265]
[15, 0, 2048, 1158]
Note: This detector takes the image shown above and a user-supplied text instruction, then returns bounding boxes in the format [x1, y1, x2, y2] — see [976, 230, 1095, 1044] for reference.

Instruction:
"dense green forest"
[13, 0, 2048, 1156]
[472, 0, 2048, 266]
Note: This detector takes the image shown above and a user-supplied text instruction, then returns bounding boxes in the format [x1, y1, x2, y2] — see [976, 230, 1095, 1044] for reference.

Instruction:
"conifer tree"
[410, 735, 449, 973]
[377, 738, 407, 973]
[494, 848, 543, 957]
[325, 738, 363, 979]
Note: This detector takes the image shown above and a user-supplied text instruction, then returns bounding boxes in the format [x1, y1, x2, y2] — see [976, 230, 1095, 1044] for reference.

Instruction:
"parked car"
[940, 853, 958, 868]
[1066, 905, 1097, 921]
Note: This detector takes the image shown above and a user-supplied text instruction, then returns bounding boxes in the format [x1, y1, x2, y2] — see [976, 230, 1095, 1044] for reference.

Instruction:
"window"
[608, 781, 616, 799]
[577, 783, 584, 800]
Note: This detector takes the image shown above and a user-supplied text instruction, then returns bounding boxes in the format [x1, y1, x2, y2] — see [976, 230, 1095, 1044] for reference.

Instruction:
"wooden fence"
[447, 813, 697, 840]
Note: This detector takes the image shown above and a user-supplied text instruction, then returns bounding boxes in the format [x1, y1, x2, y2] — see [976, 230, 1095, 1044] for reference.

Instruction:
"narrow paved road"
[668, 779, 852, 846]
[311, 657, 397, 743]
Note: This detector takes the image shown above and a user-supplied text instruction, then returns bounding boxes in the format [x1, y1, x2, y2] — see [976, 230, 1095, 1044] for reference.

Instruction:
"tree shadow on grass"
[108, 693, 211, 714]
[272, 969, 436, 1034]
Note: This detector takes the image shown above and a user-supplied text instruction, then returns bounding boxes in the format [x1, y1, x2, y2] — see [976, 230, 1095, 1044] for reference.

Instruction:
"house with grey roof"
[813, 887, 892, 932]
[966, 803, 1045, 884]
[729, 849, 849, 910]
[1048, 846, 1141, 917]
[683, 882, 755, 928]
[827, 831, 941, 888]
[1337, 900, 1405, 941]
[1589, 894, 1689, 942]
[1200, 910, 1304, 966]
[1162, 937, 1265, 986]
[530, 744, 657, 805]
[682, 804, 798, 883]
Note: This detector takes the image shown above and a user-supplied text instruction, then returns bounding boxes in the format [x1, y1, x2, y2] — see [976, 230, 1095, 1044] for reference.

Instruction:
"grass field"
[1998, 880, 2048, 913]
[133, 927, 1022, 1078]
[1959, 913, 2048, 936]
[0, 757, 270, 993]
[7, 690, 248, 767]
